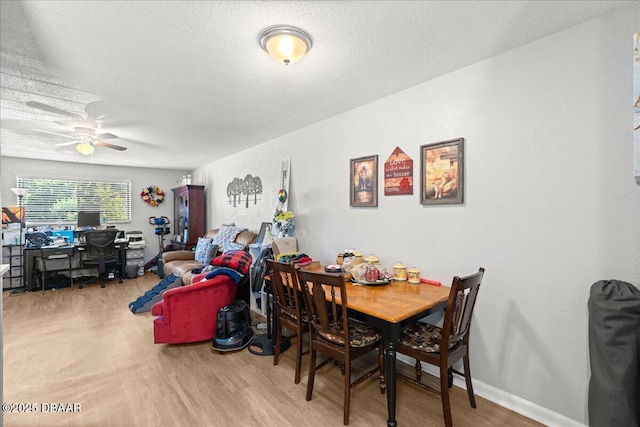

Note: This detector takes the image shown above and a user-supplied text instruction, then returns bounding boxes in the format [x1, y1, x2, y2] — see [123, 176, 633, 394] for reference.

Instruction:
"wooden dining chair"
[296, 269, 384, 425]
[267, 259, 310, 384]
[395, 267, 485, 427]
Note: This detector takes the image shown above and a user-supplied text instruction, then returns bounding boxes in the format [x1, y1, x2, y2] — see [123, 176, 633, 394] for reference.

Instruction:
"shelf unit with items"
[126, 248, 145, 277]
[2, 244, 23, 290]
[170, 185, 205, 250]
[125, 231, 146, 278]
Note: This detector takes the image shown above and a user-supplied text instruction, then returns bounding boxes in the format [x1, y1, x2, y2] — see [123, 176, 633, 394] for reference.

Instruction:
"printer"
[125, 231, 146, 249]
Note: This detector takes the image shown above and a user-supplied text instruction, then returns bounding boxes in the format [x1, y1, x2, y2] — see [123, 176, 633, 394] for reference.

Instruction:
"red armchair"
[151, 272, 236, 344]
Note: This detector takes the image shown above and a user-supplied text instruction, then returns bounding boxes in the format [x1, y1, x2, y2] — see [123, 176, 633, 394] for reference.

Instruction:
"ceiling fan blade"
[26, 101, 82, 119]
[94, 140, 127, 151]
[85, 101, 109, 120]
[96, 132, 118, 140]
[55, 119, 95, 128]
[54, 140, 80, 147]
[33, 129, 76, 139]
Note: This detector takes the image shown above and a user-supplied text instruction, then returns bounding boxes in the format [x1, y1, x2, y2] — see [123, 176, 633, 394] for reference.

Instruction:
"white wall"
[0, 157, 188, 264]
[194, 5, 640, 426]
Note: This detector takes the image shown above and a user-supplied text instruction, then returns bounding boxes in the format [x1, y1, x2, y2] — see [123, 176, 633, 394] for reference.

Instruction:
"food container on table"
[392, 262, 408, 281]
[408, 267, 421, 284]
[336, 250, 363, 265]
[364, 254, 379, 266]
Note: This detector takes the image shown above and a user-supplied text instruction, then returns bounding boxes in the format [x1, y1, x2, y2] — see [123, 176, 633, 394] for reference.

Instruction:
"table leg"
[359, 303, 447, 427]
[69, 253, 73, 290]
[41, 253, 46, 295]
[385, 340, 398, 427]
[119, 244, 125, 282]
[370, 317, 401, 427]
[24, 250, 36, 291]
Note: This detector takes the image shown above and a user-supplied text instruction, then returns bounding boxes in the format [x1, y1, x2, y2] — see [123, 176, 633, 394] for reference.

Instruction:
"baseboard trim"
[396, 354, 587, 427]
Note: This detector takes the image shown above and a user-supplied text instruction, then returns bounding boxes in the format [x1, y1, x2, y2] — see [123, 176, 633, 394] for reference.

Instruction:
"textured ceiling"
[0, 1, 634, 170]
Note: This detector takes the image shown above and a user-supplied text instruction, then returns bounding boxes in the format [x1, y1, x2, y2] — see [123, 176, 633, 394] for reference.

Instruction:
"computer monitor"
[77, 211, 101, 229]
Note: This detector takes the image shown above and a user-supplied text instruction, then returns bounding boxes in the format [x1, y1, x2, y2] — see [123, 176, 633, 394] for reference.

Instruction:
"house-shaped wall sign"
[384, 146, 413, 196]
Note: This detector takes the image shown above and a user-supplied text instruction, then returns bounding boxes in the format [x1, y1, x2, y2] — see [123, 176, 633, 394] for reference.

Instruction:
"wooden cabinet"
[171, 185, 205, 250]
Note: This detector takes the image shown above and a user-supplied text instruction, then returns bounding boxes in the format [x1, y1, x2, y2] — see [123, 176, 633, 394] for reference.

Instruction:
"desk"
[23, 242, 127, 291]
[24, 246, 72, 291]
[339, 279, 450, 427]
[38, 246, 74, 294]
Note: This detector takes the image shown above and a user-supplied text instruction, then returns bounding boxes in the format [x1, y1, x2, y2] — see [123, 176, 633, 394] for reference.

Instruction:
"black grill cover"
[588, 280, 640, 427]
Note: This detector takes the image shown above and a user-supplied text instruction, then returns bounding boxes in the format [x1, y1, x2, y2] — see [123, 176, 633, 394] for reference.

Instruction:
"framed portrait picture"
[420, 138, 464, 205]
[350, 154, 378, 207]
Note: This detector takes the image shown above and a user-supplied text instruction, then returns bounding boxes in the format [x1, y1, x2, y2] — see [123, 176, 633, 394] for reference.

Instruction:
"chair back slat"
[442, 268, 484, 348]
[268, 260, 303, 319]
[297, 270, 349, 346]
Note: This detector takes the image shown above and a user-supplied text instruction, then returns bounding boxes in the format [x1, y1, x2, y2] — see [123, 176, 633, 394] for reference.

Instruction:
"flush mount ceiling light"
[259, 25, 312, 65]
[76, 140, 94, 155]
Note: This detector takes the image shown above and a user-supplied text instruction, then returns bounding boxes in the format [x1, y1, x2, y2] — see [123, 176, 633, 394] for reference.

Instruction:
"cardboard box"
[2, 230, 24, 246]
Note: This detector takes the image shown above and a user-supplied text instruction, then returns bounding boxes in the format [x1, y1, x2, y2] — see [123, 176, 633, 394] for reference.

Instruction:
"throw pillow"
[211, 250, 252, 275]
[194, 238, 216, 264]
[223, 241, 245, 253]
[205, 266, 244, 284]
[211, 225, 246, 246]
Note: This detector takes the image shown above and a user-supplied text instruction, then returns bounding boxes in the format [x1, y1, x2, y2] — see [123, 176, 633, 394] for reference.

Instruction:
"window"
[16, 177, 131, 224]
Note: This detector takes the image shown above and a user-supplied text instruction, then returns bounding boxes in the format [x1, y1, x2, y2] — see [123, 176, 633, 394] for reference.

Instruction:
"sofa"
[151, 271, 236, 344]
[152, 250, 255, 344]
[162, 226, 258, 285]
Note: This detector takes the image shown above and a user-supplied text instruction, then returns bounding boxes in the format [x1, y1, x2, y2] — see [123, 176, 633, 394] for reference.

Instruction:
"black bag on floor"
[588, 280, 640, 427]
[213, 300, 253, 352]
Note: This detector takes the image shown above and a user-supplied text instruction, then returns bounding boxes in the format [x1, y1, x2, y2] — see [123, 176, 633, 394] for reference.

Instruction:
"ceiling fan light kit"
[76, 141, 94, 155]
[26, 100, 127, 154]
[259, 25, 312, 65]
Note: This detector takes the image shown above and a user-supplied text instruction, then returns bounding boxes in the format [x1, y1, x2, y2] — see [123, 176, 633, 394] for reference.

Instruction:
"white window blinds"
[16, 177, 131, 224]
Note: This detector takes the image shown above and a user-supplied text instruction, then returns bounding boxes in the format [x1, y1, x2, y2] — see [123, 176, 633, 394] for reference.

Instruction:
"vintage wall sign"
[384, 146, 413, 196]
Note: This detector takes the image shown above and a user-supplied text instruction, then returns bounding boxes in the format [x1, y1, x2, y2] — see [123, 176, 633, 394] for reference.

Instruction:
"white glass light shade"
[265, 34, 308, 64]
[76, 142, 94, 155]
[11, 187, 28, 197]
[260, 26, 312, 65]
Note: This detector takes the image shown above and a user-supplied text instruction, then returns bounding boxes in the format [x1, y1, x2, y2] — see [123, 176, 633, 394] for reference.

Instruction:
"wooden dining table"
[273, 265, 450, 426]
[340, 278, 450, 427]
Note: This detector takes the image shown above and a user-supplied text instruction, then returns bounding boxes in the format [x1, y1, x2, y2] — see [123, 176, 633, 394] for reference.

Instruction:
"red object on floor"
[151, 273, 236, 344]
[420, 278, 442, 286]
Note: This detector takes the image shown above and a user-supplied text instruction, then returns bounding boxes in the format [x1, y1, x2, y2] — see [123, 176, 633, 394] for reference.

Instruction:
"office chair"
[82, 229, 120, 288]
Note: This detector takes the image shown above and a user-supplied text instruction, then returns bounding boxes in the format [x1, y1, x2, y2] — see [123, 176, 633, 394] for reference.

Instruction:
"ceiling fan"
[26, 100, 127, 154]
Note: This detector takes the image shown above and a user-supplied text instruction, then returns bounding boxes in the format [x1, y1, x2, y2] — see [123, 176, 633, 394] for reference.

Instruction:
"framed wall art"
[350, 154, 378, 207]
[420, 137, 464, 205]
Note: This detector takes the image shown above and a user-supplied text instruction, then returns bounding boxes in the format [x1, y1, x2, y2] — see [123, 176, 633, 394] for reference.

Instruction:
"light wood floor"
[3, 273, 544, 427]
